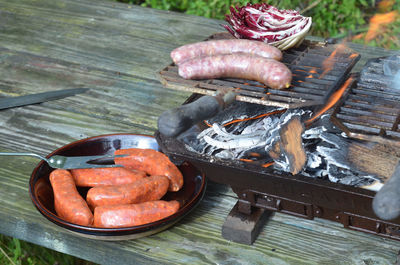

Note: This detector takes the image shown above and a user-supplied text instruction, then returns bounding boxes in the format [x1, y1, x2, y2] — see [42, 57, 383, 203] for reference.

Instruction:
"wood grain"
[279, 116, 306, 175]
[348, 142, 400, 181]
[0, 0, 400, 264]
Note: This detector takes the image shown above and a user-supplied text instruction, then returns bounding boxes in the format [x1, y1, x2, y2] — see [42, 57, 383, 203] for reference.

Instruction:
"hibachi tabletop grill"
[156, 35, 400, 245]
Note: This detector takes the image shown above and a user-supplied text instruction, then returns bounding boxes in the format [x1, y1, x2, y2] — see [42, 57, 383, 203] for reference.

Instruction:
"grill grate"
[332, 56, 400, 142]
[159, 33, 360, 109]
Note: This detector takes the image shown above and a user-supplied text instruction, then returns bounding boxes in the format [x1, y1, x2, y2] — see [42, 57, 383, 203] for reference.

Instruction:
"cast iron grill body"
[156, 39, 400, 241]
[155, 105, 400, 241]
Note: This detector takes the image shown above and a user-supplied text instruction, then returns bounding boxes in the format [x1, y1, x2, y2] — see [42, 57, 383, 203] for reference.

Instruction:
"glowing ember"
[204, 109, 287, 127]
[261, 162, 274, 168]
[239, 158, 254, 163]
[306, 67, 317, 78]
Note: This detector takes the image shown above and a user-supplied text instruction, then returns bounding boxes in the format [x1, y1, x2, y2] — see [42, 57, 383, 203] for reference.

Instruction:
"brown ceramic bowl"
[29, 134, 206, 240]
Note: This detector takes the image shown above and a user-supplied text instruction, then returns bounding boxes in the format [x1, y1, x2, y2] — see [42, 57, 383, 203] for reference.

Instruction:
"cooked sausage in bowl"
[29, 134, 206, 240]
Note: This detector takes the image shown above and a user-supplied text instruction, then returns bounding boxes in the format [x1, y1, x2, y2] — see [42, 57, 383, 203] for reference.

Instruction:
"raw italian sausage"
[171, 39, 282, 65]
[70, 167, 147, 187]
[93, 200, 180, 228]
[49, 169, 93, 226]
[86, 175, 169, 208]
[178, 54, 292, 90]
[114, 148, 183, 192]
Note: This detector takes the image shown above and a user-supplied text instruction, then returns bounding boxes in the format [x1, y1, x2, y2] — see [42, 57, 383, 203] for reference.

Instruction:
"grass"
[122, 0, 400, 49]
[0, 235, 95, 265]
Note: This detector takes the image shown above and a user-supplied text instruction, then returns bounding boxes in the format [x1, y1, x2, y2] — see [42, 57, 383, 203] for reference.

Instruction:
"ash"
[301, 115, 377, 186]
[179, 101, 378, 187]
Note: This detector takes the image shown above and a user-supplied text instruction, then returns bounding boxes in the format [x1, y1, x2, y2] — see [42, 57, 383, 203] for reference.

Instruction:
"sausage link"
[178, 54, 292, 90]
[49, 169, 93, 226]
[70, 167, 147, 187]
[86, 175, 169, 209]
[171, 39, 282, 65]
[114, 148, 183, 192]
[93, 200, 180, 228]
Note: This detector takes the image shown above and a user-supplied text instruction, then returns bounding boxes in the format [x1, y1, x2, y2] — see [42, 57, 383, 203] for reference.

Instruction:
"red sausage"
[171, 39, 282, 65]
[86, 175, 169, 209]
[70, 167, 147, 187]
[178, 54, 292, 90]
[114, 148, 183, 192]
[93, 200, 180, 228]
[49, 169, 93, 226]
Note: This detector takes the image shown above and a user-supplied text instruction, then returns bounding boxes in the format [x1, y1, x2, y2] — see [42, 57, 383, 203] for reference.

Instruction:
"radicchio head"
[223, 3, 312, 44]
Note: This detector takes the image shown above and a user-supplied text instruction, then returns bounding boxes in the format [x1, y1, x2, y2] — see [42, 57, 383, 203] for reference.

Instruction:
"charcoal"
[306, 152, 323, 169]
[206, 101, 279, 126]
[317, 145, 350, 170]
[214, 150, 235, 159]
[239, 146, 269, 160]
[266, 111, 307, 175]
[181, 96, 384, 188]
[178, 125, 208, 154]
[327, 164, 375, 187]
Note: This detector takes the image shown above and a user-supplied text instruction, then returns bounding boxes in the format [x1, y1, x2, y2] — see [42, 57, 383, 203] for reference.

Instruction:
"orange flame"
[351, 1, 398, 48]
[365, 11, 398, 42]
[320, 43, 347, 79]
[349, 53, 358, 59]
[204, 109, 286, 127]
[305, 76, 354, 125]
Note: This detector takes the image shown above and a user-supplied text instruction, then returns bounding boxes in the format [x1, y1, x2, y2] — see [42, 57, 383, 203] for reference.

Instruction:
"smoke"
[394, 72, 400, 90]
[383, 55, 400, 89]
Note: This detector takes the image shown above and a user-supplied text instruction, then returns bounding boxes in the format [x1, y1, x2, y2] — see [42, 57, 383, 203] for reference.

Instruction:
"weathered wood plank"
[0, 0, 222, 80]
[1, 173, 400, 265]
[0, 0, 400, 264]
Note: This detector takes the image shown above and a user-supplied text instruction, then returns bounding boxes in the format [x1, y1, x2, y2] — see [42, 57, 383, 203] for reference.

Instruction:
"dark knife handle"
[372, 161, 400, 220]
[157, 95, 224, 137]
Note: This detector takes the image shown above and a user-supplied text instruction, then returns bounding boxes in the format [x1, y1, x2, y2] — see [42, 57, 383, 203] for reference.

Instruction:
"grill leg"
[221, 200, 273, 245]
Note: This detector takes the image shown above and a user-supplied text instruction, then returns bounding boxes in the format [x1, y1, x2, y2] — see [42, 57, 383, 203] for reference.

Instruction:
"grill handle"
[157, 91, 235, 137]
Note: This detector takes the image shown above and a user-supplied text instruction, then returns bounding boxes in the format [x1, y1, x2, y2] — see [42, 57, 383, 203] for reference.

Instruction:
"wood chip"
[348, 142, 400, 182]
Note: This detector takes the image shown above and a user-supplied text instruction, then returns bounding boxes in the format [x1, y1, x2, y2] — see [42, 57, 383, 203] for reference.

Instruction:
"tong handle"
[0, 152, 124, 169]
[0, 152, 67, 168]
[0, 152, 51, 164]
[157, 91, 236, 137]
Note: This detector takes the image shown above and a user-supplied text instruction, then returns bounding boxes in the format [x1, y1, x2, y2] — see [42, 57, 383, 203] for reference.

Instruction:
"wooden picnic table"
[1, 0, 400, 264]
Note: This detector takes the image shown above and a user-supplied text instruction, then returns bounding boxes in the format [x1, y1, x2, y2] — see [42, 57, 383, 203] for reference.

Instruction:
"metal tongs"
[0, 152, 126, 169]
